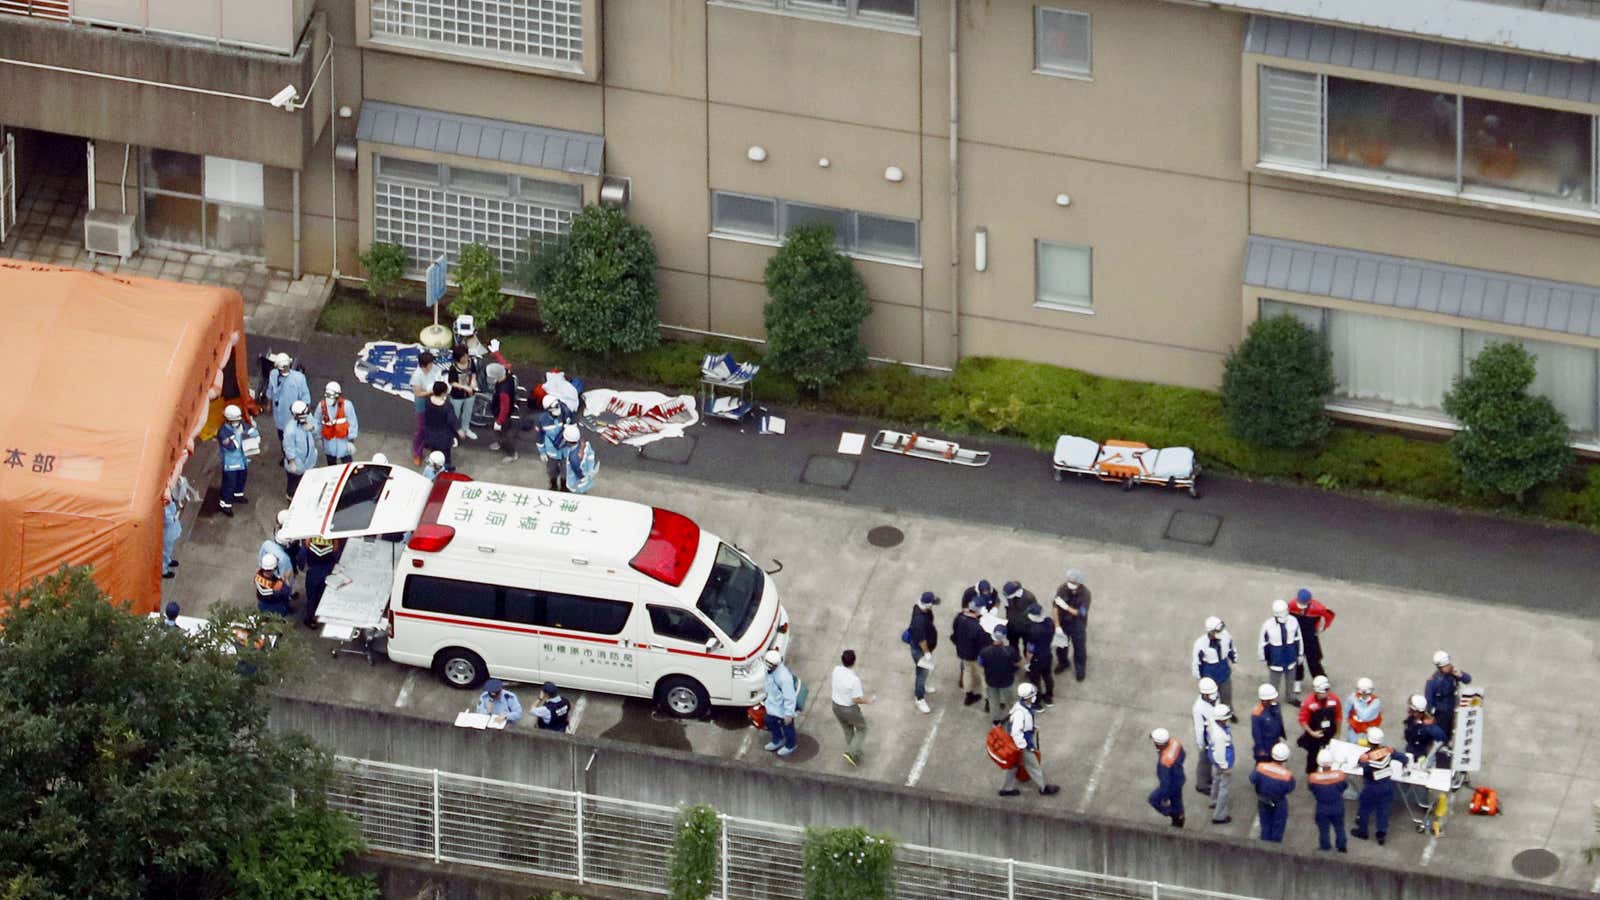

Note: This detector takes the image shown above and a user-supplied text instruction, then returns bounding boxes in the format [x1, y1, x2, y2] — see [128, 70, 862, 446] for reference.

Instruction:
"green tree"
[518, 205, 660, 356]
[1442, 341, 1572, 502]
[801, 826, 895, 900]
[762, 225, 870, 394]
[668, 804, 721, 900]
[1220, 314, 1335, 449]
[447, 243, 512, 328]
[356, 241, 409, 331]
[0, 567, 376, 900]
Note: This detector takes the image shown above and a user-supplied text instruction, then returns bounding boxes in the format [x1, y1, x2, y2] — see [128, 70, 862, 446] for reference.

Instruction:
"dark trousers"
[495, 427, 518, 458]
[285, 470, 304, 499]
[220, 468, 247, 505]
[545, 455, 567, 490]
[1008, 626, 1027, 657]
[1055, 621, 1088, 679]
[1147, 786, 1183, 819]
[1257, 800, 1288, 842]
[1302, 736, 1331, 774]
[304, 565, 332, 625]
[1316, 810, 1347, 850]
[325, 453, 352, 466]
[1028, 664, 1054, 702]
[1303, 634, 1325, 679]
[1355, 785, 1393, 836]
[765, 713, 796, 751]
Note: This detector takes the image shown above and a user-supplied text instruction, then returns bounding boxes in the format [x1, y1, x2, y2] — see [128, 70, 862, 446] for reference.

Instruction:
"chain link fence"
[331, 756, 1255, 899]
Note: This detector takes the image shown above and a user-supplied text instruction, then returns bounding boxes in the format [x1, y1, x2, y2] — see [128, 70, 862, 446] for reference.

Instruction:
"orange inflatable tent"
[0, 259, 253, 612]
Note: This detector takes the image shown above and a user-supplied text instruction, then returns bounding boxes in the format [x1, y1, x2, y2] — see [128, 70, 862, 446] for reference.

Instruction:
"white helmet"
[1212, 704, 1232, 721]
[562, 424, 580, 442]
[427, 450, 446, 467]
[224, 404, 243, 421]
[1312, 675, 1331, 692]
[1204, 615, 1222, 632]
[370, 452, 389, 465]
[1270, 742, 1290, 762]
[1409, 694, 1428, 712]
[1316, 749, 1333, 768]
[1366, 727, 1384, 745]
[542, 394, 560, 410]
[1258, 683, 1278, 702]
[763, 649, 782, 667]
[1151, 728, 1170, 745]
[274, 528, 292, 545]
[1271, 599, 1288, 618]
[1197, 677, 1218, 696]
[259, 554, 278, 570]
[290, 399, 310, 417]
[1355, 677, 1374, 694]
[1017, 682, 1038, 702]
[276, 510, 290, 527]
[325, 381, 342, 397]
[271, 352, 292, 369]
[1433, 650, 1451, 667]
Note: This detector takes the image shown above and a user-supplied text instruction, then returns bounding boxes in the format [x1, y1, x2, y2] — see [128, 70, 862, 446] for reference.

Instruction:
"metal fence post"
[576, 792, 586, 884]
[431, 769, 441, 863]
[1006, 858, 1015, 900]
[720, 814, 730, 900]
[1152, 883, 1160, 900]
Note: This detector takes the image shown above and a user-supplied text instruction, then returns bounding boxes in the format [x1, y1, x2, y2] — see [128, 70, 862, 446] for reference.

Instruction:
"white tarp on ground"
[581, 389, 697, 447]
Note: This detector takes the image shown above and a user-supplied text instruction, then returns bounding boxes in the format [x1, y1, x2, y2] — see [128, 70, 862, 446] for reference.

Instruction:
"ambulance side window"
[402, 575, 499, 620]
[503, 587, 542, 625]
[648, 606, 712, 644]
[540, 592, 630, 635]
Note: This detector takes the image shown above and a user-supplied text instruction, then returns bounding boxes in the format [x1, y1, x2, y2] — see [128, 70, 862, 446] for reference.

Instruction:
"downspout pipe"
[948, 0, 961, 367]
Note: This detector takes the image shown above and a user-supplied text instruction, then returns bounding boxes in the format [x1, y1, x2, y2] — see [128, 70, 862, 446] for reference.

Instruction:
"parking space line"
[1077, 707, 1123, 810]
[1589, 872, 1600, 893]
[393, 672, 417, 708]
[568, 697, 587, 733]
[1420, 835, 1438, 866]
[734, 730, 754, 760]
[905, 709, 944, 787]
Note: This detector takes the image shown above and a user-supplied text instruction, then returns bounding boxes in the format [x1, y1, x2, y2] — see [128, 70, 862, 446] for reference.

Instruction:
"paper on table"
[455, 711, 491, 729]
[838, 432, 866, 455]
[759, 415, 786, 435]
[489, 715, 508, 730]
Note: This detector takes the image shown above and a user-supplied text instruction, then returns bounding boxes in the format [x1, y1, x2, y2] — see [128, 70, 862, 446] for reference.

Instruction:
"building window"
[1035, 240, 1093, 311]
[1259, 298, 1600, 436]
[141, 150, 264, 258]
[1258, 66, 1598, 213]
[710, 190, 920, 263]
[373, 154, 582, 279]
[1035, 7, 1091, 78]
[370, 0, 583, 69]
[720, 0, 917, 27]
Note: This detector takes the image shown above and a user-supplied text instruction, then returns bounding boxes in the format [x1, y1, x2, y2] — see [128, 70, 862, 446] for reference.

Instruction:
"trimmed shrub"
[802, 826, 895, 900]
[669, 804, 721, 900]
[763, 225, 870, 393]
[519, 205, 660, 356]
[447, 243, 512, 328]
[1221, 314, 1335, 449]
[1442, 342, 1572, 502]
[357, 241, 409, 327]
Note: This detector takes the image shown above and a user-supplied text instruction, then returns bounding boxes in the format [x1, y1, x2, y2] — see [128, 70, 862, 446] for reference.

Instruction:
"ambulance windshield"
[329, 464, 391, 532]
[696, 543, 764, 641]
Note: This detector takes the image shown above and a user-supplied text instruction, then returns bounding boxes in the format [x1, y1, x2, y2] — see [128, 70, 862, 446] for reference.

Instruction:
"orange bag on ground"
[1468, 786, 1501, 815]
[748, 704, 765, 730]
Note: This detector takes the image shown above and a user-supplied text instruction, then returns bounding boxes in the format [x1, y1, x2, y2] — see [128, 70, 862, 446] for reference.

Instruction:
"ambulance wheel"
[433, 647, 488, 689]
[1189, 482, 1201, 499]
[1052, 469, 1064, 483]
[658, 676, 710, 719]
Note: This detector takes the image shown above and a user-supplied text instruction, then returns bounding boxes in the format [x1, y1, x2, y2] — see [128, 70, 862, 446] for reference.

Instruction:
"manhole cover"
[867, 526, 904, 548]
[1511, 848, 1560, 879]
[639, 435, 695, 464]
[801, 455, 856, 489]
[1164, 510, 1222, 546]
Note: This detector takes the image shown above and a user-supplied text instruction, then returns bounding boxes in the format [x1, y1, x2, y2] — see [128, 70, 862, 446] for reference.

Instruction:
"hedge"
[317, 291, 1599, 528]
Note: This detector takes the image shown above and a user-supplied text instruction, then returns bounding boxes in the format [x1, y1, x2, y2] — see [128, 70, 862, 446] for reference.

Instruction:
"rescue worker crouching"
[254, 555, 293, 616]
[476, 679, 524, 726]
[564, 425, 598, 495]
[1403, 693, 1448, 767]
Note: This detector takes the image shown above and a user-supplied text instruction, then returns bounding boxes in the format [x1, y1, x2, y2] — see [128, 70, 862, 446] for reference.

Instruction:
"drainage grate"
[1511, 848, 1560, 879]
[639, 435, 695, 464]
[801, 455, 856, 489]
[1164, 510, 1222, 546]
[867, 526, 904, 548]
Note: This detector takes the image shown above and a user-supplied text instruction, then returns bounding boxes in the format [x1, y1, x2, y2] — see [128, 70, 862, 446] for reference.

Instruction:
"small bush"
[357, 241, 409, 327]
[447, 243, 512, 328]
[520, 205, 660, 356]
[1221, 314, 1335, 449]
[763, 225, 870, 394]
[802, 826, 895, 900]
[669, 804, 721, 900]
[1442, 342, 1572, 502]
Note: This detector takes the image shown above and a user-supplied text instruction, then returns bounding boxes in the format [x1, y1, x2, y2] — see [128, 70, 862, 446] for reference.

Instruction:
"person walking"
[1148, 728, 1186, 828]
[422, 382, 463, 470]
[408, 349, 447, 465]
[1351, 728, 1408, 845]
[301, 535, 344, 629]
[1250, 742, 1296, 843]
[281, 399, 319, 501]
[998, 682, 1060, 798]
[1345, 677, 1383, 744]
[908, 591, 940, 714]
[215, 404, 257, 517]
[978, 627, 1019, 724]
[1297, 675, 1342, 775]
[1259, 600, 1304, 706]
[475, 679, 524, 726]
[961, 579, 1000, 614]
[951, 598, 989, 706]
[1307, 749, 1349, 852]
[1287, 588, 1337, 688]
[530, 682, 571, 732]
[1425, 651, 1472, 746]
[1052, 569, 1090, 681]
[264, 353, 310, 449]
[564, 425, 599, 495]
[1251, 683, 1286, 763]
[1192, 616, 1238, 712]
[161, 486, 183, 580]
[1002, 581, 1036, 658]
[1022, 603, 1056, 709]
[254, 554, 293, 616]
[485, 362, 519, 461]
[446, 344, 480, 441]
[762, 650, 799, 756]
[317, 381, 359, 465]
[1192, 677, 1221, 797]
[1205, 704, 1235, 824]
[539, 406, 574, 492]
[830, 649, 872, 766]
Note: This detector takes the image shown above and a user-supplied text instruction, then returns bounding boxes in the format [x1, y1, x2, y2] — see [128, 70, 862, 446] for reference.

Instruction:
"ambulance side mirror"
[705, 637, 722, 653]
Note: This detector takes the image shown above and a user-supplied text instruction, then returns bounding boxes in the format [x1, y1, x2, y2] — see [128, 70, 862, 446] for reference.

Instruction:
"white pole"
[720, 814, 730, 900]
[431, 769, 441, 863]
[1006, 858, 1015, 900]
[575, 793, 586, 884]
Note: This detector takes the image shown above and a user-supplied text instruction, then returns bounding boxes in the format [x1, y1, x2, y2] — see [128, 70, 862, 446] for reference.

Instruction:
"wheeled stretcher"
[1051, 435, 1200, 497]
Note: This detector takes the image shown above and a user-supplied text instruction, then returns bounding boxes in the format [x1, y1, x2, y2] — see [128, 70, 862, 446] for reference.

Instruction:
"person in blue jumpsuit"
[216, 404, 258, 516]
[1307, 748, 1349, 852]
[564, 426, 598, 495]
[539, 412, 574, 492]
[161, 489, 182, 579]
[281, 400, 319, 501]
[265, 353, 311, 448]
[1251, 682, 1286, 762]
[1403, 694, 1449, 767]
[317, 381, 359, 465]
[1148, 728, 1186, 827]
[1351, 727, 1408, 845]
[1425, 651, 1472, 747]
[763, 649, 799, 756]
[475, 679, 524, 725]
[1249, 741, 1297, 843]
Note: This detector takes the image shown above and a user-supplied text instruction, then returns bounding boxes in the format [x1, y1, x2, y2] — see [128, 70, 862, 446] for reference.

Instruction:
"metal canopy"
[355, 101, 604, 176]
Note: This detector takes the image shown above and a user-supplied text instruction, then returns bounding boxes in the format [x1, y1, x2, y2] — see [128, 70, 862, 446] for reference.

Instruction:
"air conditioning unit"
[84, 209, 139, 262]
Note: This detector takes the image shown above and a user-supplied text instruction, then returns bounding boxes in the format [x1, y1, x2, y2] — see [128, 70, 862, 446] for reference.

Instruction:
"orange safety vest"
[1468, 787, 1500, 815]
[319, 398, 350, 440]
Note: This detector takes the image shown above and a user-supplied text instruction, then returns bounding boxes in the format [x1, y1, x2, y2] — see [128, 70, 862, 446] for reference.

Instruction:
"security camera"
[269, 85, 299, 109]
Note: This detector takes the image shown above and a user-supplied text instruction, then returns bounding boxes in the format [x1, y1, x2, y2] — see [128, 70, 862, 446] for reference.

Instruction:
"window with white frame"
[1257, 66, 1599, 214]
[710, 190, 920, 263]
[373, 154, 582, 278]
[1259, 298, 1600, 436]
[1035, 7, 1091, 78]
[1035, 240, 1093, 311]
[142, 150, 265, 258]
[721, 0, 917, 27]
[370, 0, 583, 69]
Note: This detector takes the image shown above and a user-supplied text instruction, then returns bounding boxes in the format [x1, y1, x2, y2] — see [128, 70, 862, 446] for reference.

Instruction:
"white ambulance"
[281, 462, 790, 718]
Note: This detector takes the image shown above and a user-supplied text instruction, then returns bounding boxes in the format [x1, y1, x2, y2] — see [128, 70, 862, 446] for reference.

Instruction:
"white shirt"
[830, 665, 864, 706]
[409, 362, 446, 396]
[1192, 695, 1217, 750]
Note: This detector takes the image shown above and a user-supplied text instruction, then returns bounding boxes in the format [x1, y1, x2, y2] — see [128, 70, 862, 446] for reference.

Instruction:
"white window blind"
[1036, 241, 1093, 311]
[1259, 67, 1323, 167]
[1036, 7, 1091, 77]
[202, 157, 264, 206]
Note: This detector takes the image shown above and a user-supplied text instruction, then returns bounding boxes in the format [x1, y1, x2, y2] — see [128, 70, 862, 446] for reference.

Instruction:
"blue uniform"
[1307, 769, 1348, 851]
[282, 423, 319, 478]
[1425, 669, 1471, 737]
[1248, 761, 1297, 842]
[258, 539, 300, 590]
[1148, 739, 1187, 820]
[161, 495, 182, 572]
[1251, 701, 1285, 762]
[534, 694, 571, 731]
[216, 419, 258, 508]
[1354, 745, 1408, 839]
[764, 663, 799, 752]
[476, 689, 524, 724]
[267, 367, 311, 436]
[566, 440, 598, 494]
[317, 397, 359, 463]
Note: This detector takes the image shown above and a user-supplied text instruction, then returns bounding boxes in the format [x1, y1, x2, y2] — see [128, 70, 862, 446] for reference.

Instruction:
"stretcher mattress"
[1053, 435, 1101, 469]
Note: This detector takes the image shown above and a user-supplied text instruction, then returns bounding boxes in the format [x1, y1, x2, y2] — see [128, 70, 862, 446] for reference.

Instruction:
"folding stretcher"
[871, 430, 990, 467]
[1051, 435, 1200, 497]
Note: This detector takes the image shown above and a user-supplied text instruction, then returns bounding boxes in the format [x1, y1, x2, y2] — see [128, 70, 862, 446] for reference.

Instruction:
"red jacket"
[1288, 596, 1336, 633]
[1298, 691, 1342, 731]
